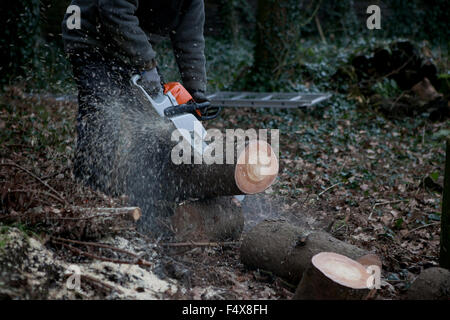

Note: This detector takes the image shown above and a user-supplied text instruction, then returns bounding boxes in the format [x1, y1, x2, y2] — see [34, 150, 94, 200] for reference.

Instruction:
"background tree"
[0, 0, 40, 86]
[440, 138, 450, 269]
[250, 0, 306, 91]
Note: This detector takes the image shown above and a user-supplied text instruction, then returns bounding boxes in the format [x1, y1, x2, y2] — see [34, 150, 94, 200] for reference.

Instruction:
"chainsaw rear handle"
[164, 102, 221, 120]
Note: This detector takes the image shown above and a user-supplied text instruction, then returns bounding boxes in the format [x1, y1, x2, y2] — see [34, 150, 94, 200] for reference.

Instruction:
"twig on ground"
[52, 239, 152, 267]
[368, 199, 408, 220]
[52, 237, 143, 259]
[5, 189, 66, 204]
[0, 162, 67, 205]
[65, 272, 123, 295]
[160, 241, 239, 248]
[408, 222, 440, 233]
[317, 182, 343, 199]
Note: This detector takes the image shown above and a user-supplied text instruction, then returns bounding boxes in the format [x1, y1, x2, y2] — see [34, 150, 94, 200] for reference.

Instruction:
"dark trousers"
[70, 50, 135, 194]
[70, 50, 176, 236]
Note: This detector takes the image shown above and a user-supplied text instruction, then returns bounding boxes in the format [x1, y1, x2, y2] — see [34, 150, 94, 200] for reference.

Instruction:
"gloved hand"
[141, 68, 162, 96]
[190, 90, 209, 103]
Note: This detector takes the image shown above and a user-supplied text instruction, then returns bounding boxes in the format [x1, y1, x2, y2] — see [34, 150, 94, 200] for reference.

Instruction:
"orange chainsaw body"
[163, 82, 202, 117]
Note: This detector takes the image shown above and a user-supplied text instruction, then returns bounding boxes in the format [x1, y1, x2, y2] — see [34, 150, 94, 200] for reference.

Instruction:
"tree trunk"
[251, 0, 302, 89]
[440, 138, 450, 269]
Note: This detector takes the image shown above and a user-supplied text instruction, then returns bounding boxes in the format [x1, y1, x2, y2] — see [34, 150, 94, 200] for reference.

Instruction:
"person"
[62, 0, 207, 101]
[61, 0, 208, 194]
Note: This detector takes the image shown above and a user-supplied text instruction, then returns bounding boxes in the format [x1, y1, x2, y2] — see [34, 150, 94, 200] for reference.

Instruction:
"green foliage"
[0, 0, 41, 86]
[24, 41, 76, 94]
[388, 0, 449, 44]
[156, 37, 254, 93]
[371, 78, 401, 98]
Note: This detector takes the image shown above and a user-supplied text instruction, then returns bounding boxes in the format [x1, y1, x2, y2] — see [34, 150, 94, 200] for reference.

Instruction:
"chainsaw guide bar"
[207, 91, 332, 109]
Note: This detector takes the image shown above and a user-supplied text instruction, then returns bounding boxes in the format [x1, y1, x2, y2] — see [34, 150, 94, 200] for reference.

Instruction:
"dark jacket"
[62, 0, 206, 93]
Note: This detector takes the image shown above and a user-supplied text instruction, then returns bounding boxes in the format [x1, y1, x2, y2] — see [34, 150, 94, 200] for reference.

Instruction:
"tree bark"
[251, 0, 302, 88]
[170, 196, 244, 242]
[440, 138, 450, 269]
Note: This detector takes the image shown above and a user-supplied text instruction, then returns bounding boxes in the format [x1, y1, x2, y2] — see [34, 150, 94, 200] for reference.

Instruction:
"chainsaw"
[131, 74, 332, 154]
[131, 75, 221, 154]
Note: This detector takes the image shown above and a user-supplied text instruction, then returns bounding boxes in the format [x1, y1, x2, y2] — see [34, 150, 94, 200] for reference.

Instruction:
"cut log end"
[235, 140, 279, 194]
[130, 207, 142, 221]
[294, 252, 371, 300]
[312, 252, 370, 289]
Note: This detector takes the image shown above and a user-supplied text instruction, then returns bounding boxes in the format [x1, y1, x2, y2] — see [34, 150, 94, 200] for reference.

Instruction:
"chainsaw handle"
[197, 106, 222, 120]
[163, 102, 208, 117]
[164, 102, 221, 121]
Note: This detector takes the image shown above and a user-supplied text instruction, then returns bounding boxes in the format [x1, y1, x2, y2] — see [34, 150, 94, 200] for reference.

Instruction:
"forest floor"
[1, 38, 449, 300]
[0, 84, 448, 299]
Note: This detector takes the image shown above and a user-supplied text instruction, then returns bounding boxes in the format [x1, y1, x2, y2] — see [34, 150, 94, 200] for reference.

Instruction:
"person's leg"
[71, 51, 187, 237]
[70, 51, 133, 195]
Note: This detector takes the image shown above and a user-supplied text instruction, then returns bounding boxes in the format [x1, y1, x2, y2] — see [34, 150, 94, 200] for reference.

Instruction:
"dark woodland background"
[1, 0, 448, 92]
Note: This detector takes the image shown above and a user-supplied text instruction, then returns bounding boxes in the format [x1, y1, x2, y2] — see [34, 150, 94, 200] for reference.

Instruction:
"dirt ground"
[0, 88, 447, 300]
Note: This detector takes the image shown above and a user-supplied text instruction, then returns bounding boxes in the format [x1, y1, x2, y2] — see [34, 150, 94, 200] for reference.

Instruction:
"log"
[170, 196, 244, 242]
[240, 220, 367, 284]
[71, 206, 142, 221]
[407, 267, 450, 300]
[73, 93, 279, 236]
[293, 252, 371, 300]
[1, 206, 142, 239]
[173, 139, 279, 198]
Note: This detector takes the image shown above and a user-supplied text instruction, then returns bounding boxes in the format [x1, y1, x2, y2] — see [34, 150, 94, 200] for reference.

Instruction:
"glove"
[141, 68, 162, 96]
[190, 90, 209, 103]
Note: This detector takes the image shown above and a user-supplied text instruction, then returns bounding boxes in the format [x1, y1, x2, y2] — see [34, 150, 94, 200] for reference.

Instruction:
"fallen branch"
[409, 222, 440, 233]
[53, 239, 152, 267]
[65, 272, 123, 295]
[1, 206, 142, 239]
[5, 189, 67, 205]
